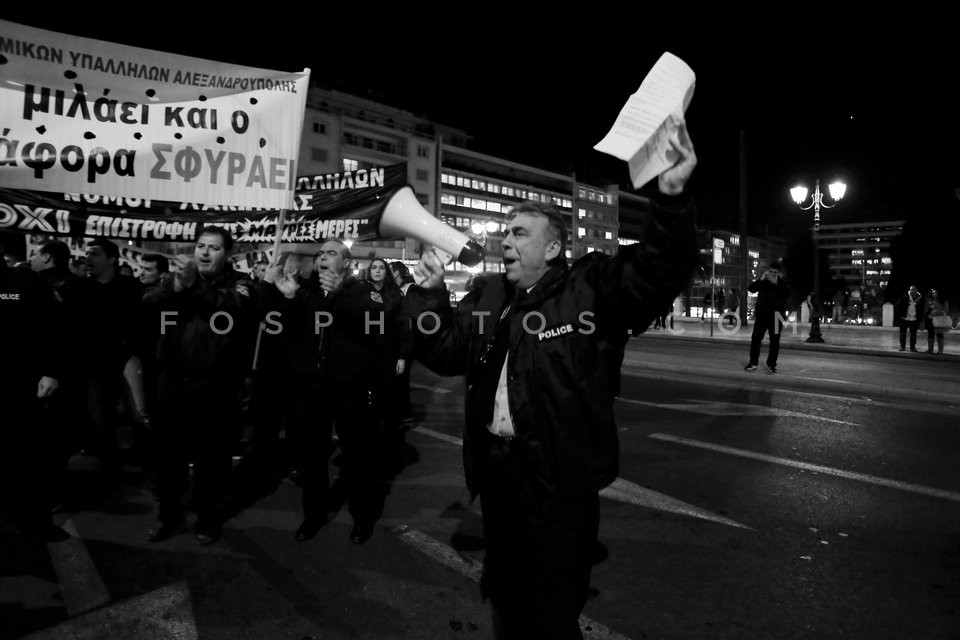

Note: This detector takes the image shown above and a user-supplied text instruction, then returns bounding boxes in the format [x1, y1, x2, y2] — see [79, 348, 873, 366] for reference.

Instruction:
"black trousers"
[0, 381, 61, 533]
[749, 316, 783, 367]
[899, 320, 919, 350]
[153, 373, 238, 532]
[479, 433, 599, 640]
[294, 377, 380, 525]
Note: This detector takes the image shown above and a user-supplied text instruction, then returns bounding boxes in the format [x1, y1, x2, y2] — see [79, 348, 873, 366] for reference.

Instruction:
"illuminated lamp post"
[789, 178, 846, 343]
[471, 219, 500, 272]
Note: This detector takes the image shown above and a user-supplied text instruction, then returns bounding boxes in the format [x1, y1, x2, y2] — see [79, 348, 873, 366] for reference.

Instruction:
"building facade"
[816, 221, 903, 295]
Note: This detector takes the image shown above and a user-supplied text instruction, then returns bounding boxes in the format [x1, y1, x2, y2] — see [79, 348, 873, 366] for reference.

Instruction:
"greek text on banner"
[0, 19, 310, 210]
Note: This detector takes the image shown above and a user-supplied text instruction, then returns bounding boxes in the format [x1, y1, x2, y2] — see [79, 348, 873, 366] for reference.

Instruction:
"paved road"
[2, 340, 959, 639]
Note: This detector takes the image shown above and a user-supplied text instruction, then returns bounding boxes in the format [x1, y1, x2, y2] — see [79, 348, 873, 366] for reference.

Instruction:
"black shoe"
[766, 364, 777, 374]
[147, 518, 186, 542]
[295, 516, 329, 542]
[21, 523, 71, 543]
[899, 347, 906, 351]
[350, 523, 373, 545]
[910, 348, 919, 352]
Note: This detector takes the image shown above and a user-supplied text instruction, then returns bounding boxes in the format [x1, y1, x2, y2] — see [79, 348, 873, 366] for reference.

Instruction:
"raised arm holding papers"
[594, 52, 695, 189]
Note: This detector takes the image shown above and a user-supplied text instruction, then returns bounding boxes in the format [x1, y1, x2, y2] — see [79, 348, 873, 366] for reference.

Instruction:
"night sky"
[5, 10, 960, 299]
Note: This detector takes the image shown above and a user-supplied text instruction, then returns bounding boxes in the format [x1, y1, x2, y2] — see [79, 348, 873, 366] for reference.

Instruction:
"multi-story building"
[296, 86, 469, 263]
[816, 221, 903, 295]
[688, 229, 786, 318]
[437, 146, 618, 298]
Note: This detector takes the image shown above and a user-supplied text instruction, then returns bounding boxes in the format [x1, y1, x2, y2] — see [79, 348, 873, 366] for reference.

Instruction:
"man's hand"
[317, 269, 344, 295]
[37, 376, 58, 399]
[172, 255, 197, 292]
[413, 249, 445, 289]
[395, 359, 406, 375]
[276, 272, 300, 299]
[658, 120, 697, 195]
[263, 264, 283, 285]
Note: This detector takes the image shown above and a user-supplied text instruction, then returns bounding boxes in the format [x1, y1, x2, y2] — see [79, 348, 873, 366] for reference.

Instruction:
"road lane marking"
[412, 427, 748, 528]
[648, 433, 960, 504]
[21, 581, 198, 640]
[621, 367, 960, 414]
[622, 368, 960, 415]
[392, 525, 631, 640]
[46, 518, 110, 616]
[601, 478, 752, 530]
[618, 398, 859, 426]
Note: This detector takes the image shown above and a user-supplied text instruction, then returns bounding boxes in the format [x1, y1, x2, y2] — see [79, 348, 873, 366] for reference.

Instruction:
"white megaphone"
[378, 185, 484, 268]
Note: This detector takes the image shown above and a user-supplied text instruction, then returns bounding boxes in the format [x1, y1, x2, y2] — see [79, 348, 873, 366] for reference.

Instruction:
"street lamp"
[790, 178, 845, 343]
[471, 219, 500, 271]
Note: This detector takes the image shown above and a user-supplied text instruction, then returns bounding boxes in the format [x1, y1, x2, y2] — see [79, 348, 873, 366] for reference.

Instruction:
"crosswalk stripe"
[21, 582, 198, 640]
[46, 518, 111, 616]
[392, 525, 632, 640]
[601, 478, 752, 529]
[410, 383, 452, 394]
[412, 427, 747, 528]
[649, 433, 960, 503]
[412, 425, 464, 446]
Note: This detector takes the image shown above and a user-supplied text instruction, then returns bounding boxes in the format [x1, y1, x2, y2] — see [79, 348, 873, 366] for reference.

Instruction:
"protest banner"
[0, 19, 310, 209]
[0, 163, 408, 243]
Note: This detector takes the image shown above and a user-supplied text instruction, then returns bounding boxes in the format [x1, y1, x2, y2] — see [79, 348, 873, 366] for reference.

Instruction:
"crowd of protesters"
[0, 231, 415, 546]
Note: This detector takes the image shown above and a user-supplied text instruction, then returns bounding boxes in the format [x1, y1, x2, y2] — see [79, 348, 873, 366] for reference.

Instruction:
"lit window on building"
[343, 158, 358, 172]
[487, 183, 500, 194]
[502, 186, 514, 197]
[605, 231, 613, 240]
[578, 228, 587, 238]
[578, 208, 586, 219]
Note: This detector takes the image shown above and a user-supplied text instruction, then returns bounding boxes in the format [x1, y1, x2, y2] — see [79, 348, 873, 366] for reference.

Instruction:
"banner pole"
[271, 209, 287, 266]
[254, 209, 287, 372]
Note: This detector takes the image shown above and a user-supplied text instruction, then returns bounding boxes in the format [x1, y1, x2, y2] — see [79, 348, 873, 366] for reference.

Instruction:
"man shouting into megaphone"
[405, 121, 699, 639]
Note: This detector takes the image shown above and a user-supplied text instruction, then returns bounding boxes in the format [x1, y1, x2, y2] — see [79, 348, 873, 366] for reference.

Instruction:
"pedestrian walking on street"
[744, 262, 790, 373]
[405, 122, 698, 639]
[895, 285, 923, 352]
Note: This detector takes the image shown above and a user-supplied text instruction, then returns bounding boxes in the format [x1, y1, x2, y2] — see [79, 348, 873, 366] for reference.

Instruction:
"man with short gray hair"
[407, 123, 699, 638]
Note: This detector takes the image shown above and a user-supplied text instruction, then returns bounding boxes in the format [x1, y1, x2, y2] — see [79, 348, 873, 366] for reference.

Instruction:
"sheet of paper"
[594, 52, 695, 189]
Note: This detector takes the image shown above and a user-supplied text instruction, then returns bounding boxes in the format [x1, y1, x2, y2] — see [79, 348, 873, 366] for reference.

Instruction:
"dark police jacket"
[259, 275, 380, 382]
[0, 261, 62, 390]
[405, 193, 698, 499]
[147, 264, 253, 381]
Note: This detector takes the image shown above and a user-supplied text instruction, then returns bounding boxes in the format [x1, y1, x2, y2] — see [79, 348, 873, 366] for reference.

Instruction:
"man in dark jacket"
[0, 233, 69, 542]
[256, 240, 381, 544]
[744, 261, 791, 373]
[406, 123, 698, 639]
[145, 227, 253, 545]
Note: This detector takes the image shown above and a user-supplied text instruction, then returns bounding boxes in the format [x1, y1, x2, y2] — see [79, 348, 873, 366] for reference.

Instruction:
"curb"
[636, 331, 960, 362]
[620, 356, 960, 408]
